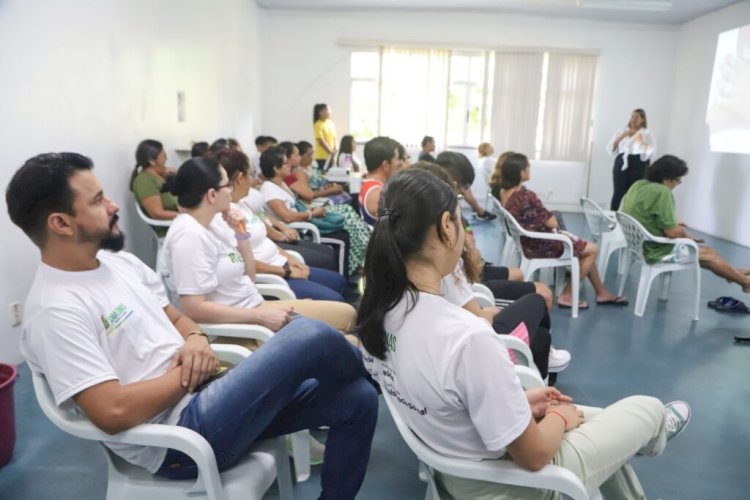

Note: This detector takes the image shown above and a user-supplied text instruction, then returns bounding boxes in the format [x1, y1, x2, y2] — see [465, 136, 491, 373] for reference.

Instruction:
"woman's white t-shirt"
[229, 202, 286, 266]
[260, 180, 296, 217]
[362, 292, 531, 460]
[161, 213, 263, 309]
[440, 260, 474, 307]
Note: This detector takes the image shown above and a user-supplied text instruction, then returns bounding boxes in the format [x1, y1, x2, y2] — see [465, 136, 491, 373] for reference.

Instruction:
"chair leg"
[635, 268, 655, 317]
[570, 259, 580, 319]
[658, 273, 672, 301]
[291, 430, 311, 482]
[274, 436, 295, 500]
[617, 247, 627, 276]
[617, 256, 632, 297]
[693, 263, 701, 322]
[597, 240, 611, 280]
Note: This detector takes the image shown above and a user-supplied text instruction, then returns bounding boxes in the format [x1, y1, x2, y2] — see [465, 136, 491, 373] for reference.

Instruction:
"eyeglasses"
[215, 182, 234, 192]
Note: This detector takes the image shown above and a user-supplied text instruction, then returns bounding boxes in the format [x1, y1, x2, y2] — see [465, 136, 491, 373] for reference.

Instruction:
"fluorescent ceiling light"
[577, 0, 672, 12]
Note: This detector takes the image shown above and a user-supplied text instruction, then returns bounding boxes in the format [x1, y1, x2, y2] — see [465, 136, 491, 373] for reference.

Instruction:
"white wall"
[258, 9, 679, 211]
[666, 1, 750, 248]
[0, 0, 263, 364]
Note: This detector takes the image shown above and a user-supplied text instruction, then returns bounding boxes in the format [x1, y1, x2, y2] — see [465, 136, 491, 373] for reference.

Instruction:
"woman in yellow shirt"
[313, 103, 337, 171]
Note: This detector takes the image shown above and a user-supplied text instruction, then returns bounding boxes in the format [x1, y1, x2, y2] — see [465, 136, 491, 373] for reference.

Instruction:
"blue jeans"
[287, 266, 347, 301]
[156, 318, 378, 500]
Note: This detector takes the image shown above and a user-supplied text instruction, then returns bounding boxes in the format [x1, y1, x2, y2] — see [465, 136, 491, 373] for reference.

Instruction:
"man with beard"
[6, 153, 377, 498]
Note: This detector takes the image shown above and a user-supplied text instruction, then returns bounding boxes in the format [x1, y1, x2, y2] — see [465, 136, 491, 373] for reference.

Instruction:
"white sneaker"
[665, 401, 691, 442]
[547, 347, 570, 373]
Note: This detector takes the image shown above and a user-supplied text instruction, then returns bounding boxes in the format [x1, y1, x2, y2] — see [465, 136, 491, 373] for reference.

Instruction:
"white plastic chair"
[615, 212, 701, 320]
[488, 198, 519, 267]
[580, 197, 627, 280]
[31, 344, 293, 500]
[288, 222, 346, 275]
[382, 391, 600, 500]
[496, 205, 581, 319]
[135, 202, 172, 268]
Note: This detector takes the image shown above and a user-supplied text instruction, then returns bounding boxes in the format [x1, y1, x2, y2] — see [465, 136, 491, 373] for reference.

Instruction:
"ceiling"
[254, 0, 741, 25]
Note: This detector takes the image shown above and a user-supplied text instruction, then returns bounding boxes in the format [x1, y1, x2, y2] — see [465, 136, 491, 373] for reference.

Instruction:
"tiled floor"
[1, 212, 748, 499]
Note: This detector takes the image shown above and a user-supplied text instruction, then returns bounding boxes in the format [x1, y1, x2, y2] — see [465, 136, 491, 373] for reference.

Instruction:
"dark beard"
[78, 213, 126, 251]
[100, 232, 125, 251]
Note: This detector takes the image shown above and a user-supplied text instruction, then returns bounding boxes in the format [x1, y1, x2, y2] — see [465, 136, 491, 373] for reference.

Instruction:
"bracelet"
[235, 232, 251, 241]
[186, 331, 210, 342]
[546, 409, 568, 430]
[306, 211, 313, 221]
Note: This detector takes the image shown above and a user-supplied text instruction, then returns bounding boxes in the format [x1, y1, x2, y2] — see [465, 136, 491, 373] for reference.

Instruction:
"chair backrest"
[615, 212, 651, 264]
[135, 202, 172, 229]
[580, 197, 612, 240]
[494, 204, 527, 257]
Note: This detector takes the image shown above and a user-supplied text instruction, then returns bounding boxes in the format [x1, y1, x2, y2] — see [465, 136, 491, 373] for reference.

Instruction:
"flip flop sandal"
[715, 298, 750, 314]
[596, 296, 629, 306]
[708, 296, 735, 309]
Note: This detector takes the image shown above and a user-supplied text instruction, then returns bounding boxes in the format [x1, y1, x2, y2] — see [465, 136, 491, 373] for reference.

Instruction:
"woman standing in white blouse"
[607, 108, 656, 210]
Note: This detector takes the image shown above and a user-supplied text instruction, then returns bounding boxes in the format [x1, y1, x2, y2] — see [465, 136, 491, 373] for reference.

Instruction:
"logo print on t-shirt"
[100, 303, 134, 335]
[228, 251, 244, 264]
[385, 332, 397, 353]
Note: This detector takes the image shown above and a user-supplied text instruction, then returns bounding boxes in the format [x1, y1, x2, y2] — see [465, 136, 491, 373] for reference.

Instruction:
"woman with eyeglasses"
[159, 156, 356, 335]
[621, 155, 750, 292]
[357, 168, 690, 500]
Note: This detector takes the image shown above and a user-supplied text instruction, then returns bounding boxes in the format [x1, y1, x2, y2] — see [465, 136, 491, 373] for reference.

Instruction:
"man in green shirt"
[621, 155, 750, 293]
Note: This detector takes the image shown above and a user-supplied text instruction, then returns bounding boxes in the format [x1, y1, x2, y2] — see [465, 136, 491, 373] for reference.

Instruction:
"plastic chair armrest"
[200, 323, 275, 343]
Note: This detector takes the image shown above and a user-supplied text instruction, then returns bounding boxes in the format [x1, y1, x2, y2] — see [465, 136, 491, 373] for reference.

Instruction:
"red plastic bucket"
[0, 363, 18, 468]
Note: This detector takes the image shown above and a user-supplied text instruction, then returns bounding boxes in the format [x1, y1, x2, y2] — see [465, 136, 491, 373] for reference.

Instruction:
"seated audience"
[190, 141, 209, 158]
[413, 162, 568, 377]
[212, 148, 348, 302]
[473, 142, 495, 206]
[209, 138, 228, 153]
[336, 134, 362, 172]
[435, 151, 496, 221]
[251, 135, 277, 179]
[280, 141, 348, 204]
[359, 136, 402, 225]
[357, 167, 690, 499]
[496, 153, 626, 309]
[432, 152, 553, 308]
[261, 147, 368, 275]
[227, 138, 242, 152]
[621, 154, 750, 292]
[8, 152, 377, 498]
[160, 156, 357, 334]
[130, 139, 178, 236]
[238, 185, 340, 272]
[417, 135, 436, 162]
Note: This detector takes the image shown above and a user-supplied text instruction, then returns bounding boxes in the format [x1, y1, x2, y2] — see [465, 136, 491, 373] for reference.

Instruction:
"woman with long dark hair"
[336, 135, 361, 172]
[357, 168, 690, 500]
[607, 108, 656, 210]
[130, 140, 178, 235]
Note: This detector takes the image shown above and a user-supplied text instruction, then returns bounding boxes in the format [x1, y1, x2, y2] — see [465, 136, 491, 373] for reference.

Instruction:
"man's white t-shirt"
[20, 251, 195, 473]
[260, 180, 296, 218]
[362, 292, 531, 460]
[161, 213, 263, 309]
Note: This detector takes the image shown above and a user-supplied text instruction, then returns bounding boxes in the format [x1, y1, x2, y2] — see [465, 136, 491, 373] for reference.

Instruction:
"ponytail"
[355, 169, 458, 359]
[131, 139, 164, 191]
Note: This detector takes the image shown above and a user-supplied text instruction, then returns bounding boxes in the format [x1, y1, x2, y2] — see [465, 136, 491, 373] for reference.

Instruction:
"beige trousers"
[437, 396, 667, 500]
[258, 299, 356, 334]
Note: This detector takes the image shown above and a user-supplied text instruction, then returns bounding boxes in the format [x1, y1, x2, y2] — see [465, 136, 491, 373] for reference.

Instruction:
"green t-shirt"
[131, 170, 177, 237]
[620, 179, 677, 263]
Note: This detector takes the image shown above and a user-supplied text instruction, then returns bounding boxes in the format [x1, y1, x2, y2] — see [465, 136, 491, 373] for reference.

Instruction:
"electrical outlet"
[9, 302, 21, 326]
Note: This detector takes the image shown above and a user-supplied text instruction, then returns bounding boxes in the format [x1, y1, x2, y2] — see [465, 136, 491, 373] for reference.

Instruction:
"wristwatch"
[282, 262, 291, 279]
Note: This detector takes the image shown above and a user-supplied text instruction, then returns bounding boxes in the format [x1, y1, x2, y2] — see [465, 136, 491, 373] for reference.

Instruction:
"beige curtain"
[489, 52, 544, 156]
[540, 53, 598, 161]
[379, 47, 450, 148]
